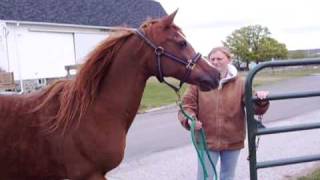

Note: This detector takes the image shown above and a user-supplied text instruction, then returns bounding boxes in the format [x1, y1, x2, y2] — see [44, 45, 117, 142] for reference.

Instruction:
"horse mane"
[33, 29, 134, 135]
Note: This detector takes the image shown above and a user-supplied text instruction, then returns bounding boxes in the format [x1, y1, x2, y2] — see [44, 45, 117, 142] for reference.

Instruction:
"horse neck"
[93, 36, 153, 130]
[0, 95, 35, 128]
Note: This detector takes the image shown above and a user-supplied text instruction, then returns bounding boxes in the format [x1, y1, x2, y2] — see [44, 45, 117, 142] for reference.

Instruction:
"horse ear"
[161, 9, 178, 27]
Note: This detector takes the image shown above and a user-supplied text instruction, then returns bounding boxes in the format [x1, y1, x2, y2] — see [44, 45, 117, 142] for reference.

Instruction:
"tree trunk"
[246, 60, 249, 70]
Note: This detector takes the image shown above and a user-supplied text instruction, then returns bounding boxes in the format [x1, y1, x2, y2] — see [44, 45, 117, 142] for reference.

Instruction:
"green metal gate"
[245, 58, 320, 180]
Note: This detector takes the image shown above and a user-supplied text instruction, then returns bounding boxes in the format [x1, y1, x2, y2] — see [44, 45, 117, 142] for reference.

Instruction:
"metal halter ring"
[154, 47, 165, 56]
[186, 59, 196, 70]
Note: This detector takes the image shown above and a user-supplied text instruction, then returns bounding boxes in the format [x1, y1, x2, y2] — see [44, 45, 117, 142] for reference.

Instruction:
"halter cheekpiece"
[134, 29, 202, 92]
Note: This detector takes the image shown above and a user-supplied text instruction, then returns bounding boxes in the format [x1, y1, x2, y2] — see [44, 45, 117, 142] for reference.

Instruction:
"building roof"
[0, 0, 167, 28]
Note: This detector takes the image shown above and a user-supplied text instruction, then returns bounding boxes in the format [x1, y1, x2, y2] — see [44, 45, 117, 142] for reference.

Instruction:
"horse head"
[137, 10, 220, 91]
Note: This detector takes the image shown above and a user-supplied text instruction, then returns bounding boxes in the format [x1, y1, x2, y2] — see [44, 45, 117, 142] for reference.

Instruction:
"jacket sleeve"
[177, 85, 199, 130]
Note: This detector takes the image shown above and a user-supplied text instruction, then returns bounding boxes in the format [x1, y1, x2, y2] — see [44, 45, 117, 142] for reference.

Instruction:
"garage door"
[16, 30, 75, 79]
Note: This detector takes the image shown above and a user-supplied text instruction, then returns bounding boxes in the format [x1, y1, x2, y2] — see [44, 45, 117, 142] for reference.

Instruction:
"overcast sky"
[156, 0, 320, 55]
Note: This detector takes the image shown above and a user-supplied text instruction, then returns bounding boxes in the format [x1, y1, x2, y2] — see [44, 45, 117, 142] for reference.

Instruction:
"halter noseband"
[134, 29, 201, 92]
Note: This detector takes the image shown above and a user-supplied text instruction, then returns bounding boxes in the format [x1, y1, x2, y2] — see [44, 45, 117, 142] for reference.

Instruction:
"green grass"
[246, 66, 320, 87]
[297, 168, 320, 180]
[139, 77, 187, 112]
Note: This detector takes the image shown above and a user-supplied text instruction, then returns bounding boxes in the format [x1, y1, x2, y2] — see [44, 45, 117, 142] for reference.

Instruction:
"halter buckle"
[155, 47, 164, 56]
[186, 59, 196, 70]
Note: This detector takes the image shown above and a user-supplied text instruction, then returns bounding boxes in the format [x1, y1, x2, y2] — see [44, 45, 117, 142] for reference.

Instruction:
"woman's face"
[209, 50, 230, 73]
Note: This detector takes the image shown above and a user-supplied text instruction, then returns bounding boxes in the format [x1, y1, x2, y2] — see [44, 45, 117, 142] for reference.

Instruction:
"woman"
[178, 47, 269, 180]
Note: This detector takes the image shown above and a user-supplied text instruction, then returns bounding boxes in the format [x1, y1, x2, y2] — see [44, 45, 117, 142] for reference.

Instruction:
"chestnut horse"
[0, 11, 220, 179]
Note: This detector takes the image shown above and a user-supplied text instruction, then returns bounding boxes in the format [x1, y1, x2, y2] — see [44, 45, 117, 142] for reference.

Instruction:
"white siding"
[5, 23, 111, 80]
[6, 25, 76, 80]
[0, 23, 9, 71]
[15, 30, 75, 79]
[74, 32, 108, 63]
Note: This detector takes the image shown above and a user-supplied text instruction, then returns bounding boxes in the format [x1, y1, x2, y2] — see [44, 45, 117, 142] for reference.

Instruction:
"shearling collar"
[218, 64, 238, 89]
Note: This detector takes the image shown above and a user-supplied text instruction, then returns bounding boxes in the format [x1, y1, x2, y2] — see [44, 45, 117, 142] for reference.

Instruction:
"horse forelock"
[34, 30, 134, 135]
[140, 18, 185, 41]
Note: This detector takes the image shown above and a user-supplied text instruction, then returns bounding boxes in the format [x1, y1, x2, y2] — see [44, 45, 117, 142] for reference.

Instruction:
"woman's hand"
[188, 120, 203, 130]
[255, 91, 269, 100]
[178, 111, 202, 130]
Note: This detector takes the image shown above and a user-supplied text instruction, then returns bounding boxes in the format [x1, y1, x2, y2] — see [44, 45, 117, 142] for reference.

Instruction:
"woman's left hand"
[255, 91, 269, 100]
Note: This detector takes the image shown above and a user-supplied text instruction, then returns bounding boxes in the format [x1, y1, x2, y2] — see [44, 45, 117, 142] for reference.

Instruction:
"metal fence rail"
[245, 58, 320, 180]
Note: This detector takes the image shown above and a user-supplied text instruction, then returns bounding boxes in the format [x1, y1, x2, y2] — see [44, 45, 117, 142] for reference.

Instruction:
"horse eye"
[179, 40, 187, 49]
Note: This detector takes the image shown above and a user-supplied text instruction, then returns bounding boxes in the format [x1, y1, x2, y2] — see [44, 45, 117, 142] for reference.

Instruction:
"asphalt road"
[123, 75, 320, 162]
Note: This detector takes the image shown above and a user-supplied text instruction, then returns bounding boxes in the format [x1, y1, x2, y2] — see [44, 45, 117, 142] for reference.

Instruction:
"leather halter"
[134, 29, 202, 92]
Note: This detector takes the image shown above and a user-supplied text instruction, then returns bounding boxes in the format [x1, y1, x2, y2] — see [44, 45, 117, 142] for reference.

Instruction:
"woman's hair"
[208, 46, 232, 60]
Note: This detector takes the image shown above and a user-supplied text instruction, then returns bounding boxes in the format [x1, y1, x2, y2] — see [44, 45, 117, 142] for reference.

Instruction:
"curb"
[142, 104, 177, 113]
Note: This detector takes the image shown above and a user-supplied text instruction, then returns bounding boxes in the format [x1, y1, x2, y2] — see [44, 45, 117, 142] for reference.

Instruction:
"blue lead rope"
[178, 102, 218, 180]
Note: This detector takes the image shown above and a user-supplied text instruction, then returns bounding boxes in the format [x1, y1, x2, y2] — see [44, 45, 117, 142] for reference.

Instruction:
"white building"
[0, 0, 166, 91]
[0, 21, 111, 80]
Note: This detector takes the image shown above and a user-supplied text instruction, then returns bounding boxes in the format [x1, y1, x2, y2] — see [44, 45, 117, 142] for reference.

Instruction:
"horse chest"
[64, 128, 127, 175]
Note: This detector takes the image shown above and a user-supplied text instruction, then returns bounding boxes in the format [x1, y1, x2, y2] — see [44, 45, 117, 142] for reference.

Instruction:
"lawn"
[297, 168, 320, 180]
[252, 66, 320, 87]
[139, 77, 187, 112]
